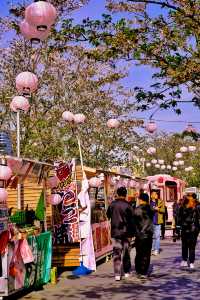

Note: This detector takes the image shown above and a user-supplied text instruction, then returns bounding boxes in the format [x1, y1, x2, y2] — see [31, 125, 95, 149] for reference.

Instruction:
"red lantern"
[146, 121, 157, 134]
[48, 193, 62, 205]
[25, 1, 57, 31]
[0, 188, 8, 202]
[16, 72, 38, 96]
[158, 177, 164, 184]
[20, 20, 50, 43]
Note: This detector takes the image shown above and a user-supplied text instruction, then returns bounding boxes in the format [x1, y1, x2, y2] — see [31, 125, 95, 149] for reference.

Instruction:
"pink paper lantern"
[180, 146, 188, 153]
[48, 193, 62, 205]
[25, 1, 57, 31]
[74, 113, 86, 124]
[146, 162, 151, 167]
[0, 165, 12, 180]
[10, 96, 30, 112]
[16, 71, 38, 95]
[147, 147, 156, 155]
[188, 145, 196, 152]
[107, 119, 120, 128]
[47, 176, 59, 189]
[185, 124, 196, 133]
[175, 153, 182, 159]
[20, 20, 50, 43]
[62, 111, 74, 122]
[0, 188, 8, 202]
[89, 177, 102, 188]
[146, 121, 157, 134]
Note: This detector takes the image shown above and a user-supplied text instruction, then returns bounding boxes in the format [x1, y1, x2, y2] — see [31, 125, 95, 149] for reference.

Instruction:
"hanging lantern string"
[134, 117, 200, 125]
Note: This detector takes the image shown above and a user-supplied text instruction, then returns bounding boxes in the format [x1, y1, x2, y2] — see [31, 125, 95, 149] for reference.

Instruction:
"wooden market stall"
[52, 164, 147, 267]
[0, 155, 54, 299]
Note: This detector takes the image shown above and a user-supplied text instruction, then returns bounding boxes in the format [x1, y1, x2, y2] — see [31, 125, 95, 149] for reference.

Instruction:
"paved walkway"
[20, 239, 200, 300]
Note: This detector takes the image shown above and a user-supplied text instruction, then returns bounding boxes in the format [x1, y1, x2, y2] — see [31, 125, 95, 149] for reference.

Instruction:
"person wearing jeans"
[107, 186, 134, 281]
[150, 191, 165, 255]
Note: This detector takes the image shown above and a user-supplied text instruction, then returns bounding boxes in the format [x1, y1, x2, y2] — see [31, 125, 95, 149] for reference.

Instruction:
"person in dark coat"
[107, 186, 134, 281]
[133, 193, 154, 279]
[177, 193, 200, 269]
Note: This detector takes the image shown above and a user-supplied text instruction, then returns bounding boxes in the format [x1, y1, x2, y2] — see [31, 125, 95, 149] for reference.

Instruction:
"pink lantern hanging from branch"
[147, 147, 156, 155]
[146, 121, 157, 134]
[175, 153, 182, 159]
[20, 20, 50, 43]
[10, 96, 30, 112]
[0, 165, 12, 181]
[74, 113, 86, 124]
[185, 124, 197, 133]
[188, 145, 196, 152]
[16, 72, 38, 96]
[180, 146, 188, 153]
[62, 111, 74, 122]
[107, 119, 120, 128]
[25, 1, 57, 31]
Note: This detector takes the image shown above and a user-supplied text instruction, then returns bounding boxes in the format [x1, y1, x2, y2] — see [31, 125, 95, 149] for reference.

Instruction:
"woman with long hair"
[178, 193, 200, 269]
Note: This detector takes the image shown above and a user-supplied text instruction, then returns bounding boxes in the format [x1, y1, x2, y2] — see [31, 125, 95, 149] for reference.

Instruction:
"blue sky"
[2, 0, 200, 133]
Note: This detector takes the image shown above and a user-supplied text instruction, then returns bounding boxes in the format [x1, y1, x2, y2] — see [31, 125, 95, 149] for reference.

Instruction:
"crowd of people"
[107, 187, 200, 281]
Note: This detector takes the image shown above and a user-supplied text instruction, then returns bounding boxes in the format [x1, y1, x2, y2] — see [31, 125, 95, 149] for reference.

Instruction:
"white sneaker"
[115, 275, 121, 281]
[152, 250, 159, 256]
[190, 263, 195, 269]
[180, 261, 188, 267]
[124, 273, 130, 278]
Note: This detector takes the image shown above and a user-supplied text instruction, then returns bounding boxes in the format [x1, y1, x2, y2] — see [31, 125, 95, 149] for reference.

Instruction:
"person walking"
[133, 193, 154, 279]
[107, 186, 134, 281]
[178, 193, 200, 269]
[161, 205, 168, 240]
[150, 191, 165, 255]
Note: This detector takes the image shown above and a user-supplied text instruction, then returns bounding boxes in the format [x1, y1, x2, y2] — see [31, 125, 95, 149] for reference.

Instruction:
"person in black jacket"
[107, 186, 134, 281]
[177, 193, 200, 269]
[133, 192, 154, 279]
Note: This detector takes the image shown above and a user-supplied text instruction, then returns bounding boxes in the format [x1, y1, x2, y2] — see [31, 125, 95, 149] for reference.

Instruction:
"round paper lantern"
[74, 113, 86, 124]
[89, 177, 102, 188]
[155, 164, 160, 168]
[185, 124, 196, 133]
[16, 71, 38, 95]
[146, 121, 157, 134]
[175, 153, 182, 159]
[140, 158, 145, 163]
[47, 176, 59, 189]
[20, 20, 50, 43]
[172, 166, 177, 171]
[147, 147, 156, 155]
[180, 146, 188, 153]
[161, 165, 166, 170]
[158, 159, 164, 165]
[48, 193, 62, 205]
[146, 162, 151, 167]
[167, 165, 171, 170]
[62, 111, 74, 122]
[188, 145, 196, 152]
[107, 119, 120, 128]
[187, 166, 194, 171]
[0, 165, 12, 180]
[173, 161, 179, 166]
[10, 96, 30, 112]
[151, 159, 157, 164]
[25, 1, 57, 31]
[133, 146, 139, 151]
[0, 188, 8, 202]
[179, 160, 184, 166]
